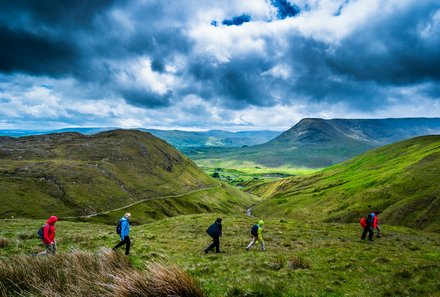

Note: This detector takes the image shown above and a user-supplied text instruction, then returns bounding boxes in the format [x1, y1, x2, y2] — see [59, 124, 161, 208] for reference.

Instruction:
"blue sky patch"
[271, 0, 300, 19]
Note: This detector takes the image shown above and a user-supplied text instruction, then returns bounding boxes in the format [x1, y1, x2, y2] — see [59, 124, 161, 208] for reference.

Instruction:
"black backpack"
[366, 214, 374, 225]
[251, 224, 259, 236]
[37, 225, 45, 239]
[116, 219, 122, 234]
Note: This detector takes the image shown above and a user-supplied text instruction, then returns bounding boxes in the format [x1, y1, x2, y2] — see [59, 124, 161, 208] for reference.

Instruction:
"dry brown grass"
[0, 251, 203, 297]
[0, 238, 8, 248]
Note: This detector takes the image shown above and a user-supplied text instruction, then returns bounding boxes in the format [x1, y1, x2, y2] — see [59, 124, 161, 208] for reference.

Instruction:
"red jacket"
[373, 215, 379, 229]
[43, 216, 58, 244]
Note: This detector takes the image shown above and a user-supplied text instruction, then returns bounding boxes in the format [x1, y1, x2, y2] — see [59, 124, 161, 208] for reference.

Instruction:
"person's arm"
[257, 226, 264, 243]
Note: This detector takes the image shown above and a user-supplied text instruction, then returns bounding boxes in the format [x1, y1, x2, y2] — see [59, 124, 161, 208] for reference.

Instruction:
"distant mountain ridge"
[189, 117, 440, 168]
[0, 128, 281, 150]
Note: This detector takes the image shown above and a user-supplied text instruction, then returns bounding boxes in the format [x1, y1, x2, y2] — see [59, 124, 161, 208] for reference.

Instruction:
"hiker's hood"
[47, 216, 58, 225]
[258, 220, 264, 227]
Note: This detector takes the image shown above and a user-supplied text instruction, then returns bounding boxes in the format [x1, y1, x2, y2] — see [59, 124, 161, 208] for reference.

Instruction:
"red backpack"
[359, 217, 367, 228]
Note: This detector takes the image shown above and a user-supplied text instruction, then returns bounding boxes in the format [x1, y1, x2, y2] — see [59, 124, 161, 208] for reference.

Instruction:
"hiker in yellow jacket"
[246, 220, 266, 251]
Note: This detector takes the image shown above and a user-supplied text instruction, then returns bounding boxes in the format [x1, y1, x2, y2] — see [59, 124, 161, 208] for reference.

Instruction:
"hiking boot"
[204, 249, 208, 255]
[246, 247, 250, 251]
[376, 235, 382, 238]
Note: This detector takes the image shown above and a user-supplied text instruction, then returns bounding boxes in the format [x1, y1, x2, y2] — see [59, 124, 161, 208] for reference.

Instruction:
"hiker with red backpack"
[360, 211, 381, 241]
[246, 220, 266, 251]
[113, 213, 131, 255]
[37, 216, 58, 255]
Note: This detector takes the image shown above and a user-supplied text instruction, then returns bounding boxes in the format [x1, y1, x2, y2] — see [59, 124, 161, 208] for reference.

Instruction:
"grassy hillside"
[188, 118, 440, 168]
[249, 136, 440, 232]
[1, 215, 439, 296]
[0, 130, 255, 220]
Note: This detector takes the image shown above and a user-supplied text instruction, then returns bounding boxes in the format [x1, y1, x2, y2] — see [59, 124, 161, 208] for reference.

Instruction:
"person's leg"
[376, 225, 381, 238]
[125, 236, 131, 255]
[205, 237, 215, 253]
[260, 241, 266, 251]
[361, 228, 368, 239]
[368, 227, 374, 240]
[246, 237, 256, 250]
[114, 238, 126, 250]
[214, 236, 220, 253]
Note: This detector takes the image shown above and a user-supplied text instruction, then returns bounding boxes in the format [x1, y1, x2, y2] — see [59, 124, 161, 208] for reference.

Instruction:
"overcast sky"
[0, 0, 439, 131]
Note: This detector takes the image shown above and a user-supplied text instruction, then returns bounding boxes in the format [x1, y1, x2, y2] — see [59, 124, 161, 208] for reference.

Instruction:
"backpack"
[251, 224, 259, 236]
[366, 213, 374, 225]
[359, 217, 367, 228]
[206, 223, 217, 237]
[116, 219, 122, 235]
[37, 225, 46, 239]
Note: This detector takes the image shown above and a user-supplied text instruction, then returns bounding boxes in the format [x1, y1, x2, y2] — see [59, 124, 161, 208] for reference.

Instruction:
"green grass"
[249, 136, 440, 232]
[193, 159, 319, 187]
[1, 215, 439, 296]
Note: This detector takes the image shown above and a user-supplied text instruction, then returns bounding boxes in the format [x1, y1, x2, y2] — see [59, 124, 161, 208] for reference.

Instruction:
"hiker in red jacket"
[38, 216, 58, 255]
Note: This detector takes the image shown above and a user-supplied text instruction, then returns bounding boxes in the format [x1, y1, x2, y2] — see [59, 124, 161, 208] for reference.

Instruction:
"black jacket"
[206, 221, 222, 237]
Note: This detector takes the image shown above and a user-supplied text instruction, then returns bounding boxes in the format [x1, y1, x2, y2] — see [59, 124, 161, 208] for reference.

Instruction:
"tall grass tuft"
[0, 238, 9, 248]
[0, 251, 203, 296]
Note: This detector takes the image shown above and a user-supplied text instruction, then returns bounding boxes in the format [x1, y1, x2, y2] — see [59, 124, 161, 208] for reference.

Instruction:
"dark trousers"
[113, 236, 131, 255]
[361, 226, 373, 240]
[205, 236, 220, 253]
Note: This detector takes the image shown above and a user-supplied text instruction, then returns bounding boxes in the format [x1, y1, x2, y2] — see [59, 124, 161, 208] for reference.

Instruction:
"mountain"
[141, 129, 281, 150]
[188, 118, 440, 168]
[0, 130, 255, 220]
[0, 128, 281, 151]
[248, 135, 440, 232]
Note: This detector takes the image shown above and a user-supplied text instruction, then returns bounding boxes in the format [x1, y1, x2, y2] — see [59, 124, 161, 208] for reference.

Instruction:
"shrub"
[0, 251, 203, 296]
[0, 238, 9, 248]
[287, 256, 309, 270]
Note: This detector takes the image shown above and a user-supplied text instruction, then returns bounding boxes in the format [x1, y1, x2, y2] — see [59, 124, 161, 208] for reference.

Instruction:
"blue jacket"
[120, 217, 130, 240]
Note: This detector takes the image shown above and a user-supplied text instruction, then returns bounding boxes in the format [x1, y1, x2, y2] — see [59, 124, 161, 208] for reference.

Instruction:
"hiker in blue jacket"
[204, 217, 222, 254]
[113, 213, 131, 255]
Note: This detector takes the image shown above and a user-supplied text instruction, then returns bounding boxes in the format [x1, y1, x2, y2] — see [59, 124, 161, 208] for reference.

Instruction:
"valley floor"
[1, 214, 439, 296]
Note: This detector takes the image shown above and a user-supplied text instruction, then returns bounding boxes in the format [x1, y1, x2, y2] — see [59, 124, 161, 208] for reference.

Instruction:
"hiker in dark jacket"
[204, 217, 222, 254]
[38, 216, 58, 256]
[113, 213, 131, 255]
[361, 212, 375, 241]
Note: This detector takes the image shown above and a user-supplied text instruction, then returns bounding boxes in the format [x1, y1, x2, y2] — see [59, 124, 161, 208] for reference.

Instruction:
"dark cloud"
[221, 14, 251, 26]
[271, 0, 300, 19]
[0, 25, 79, 76]
[0, 0, 116, 29]
[119, 88, 174, 108]
[327, 3, 440, 85]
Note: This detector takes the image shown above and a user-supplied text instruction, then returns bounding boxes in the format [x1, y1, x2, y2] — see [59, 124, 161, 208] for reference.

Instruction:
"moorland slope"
[249, 135, 440, 232]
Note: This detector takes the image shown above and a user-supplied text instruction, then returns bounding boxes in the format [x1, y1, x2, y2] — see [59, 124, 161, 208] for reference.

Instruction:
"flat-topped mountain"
[189, 117, 440, 168]
[0, 130, 254, 219]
